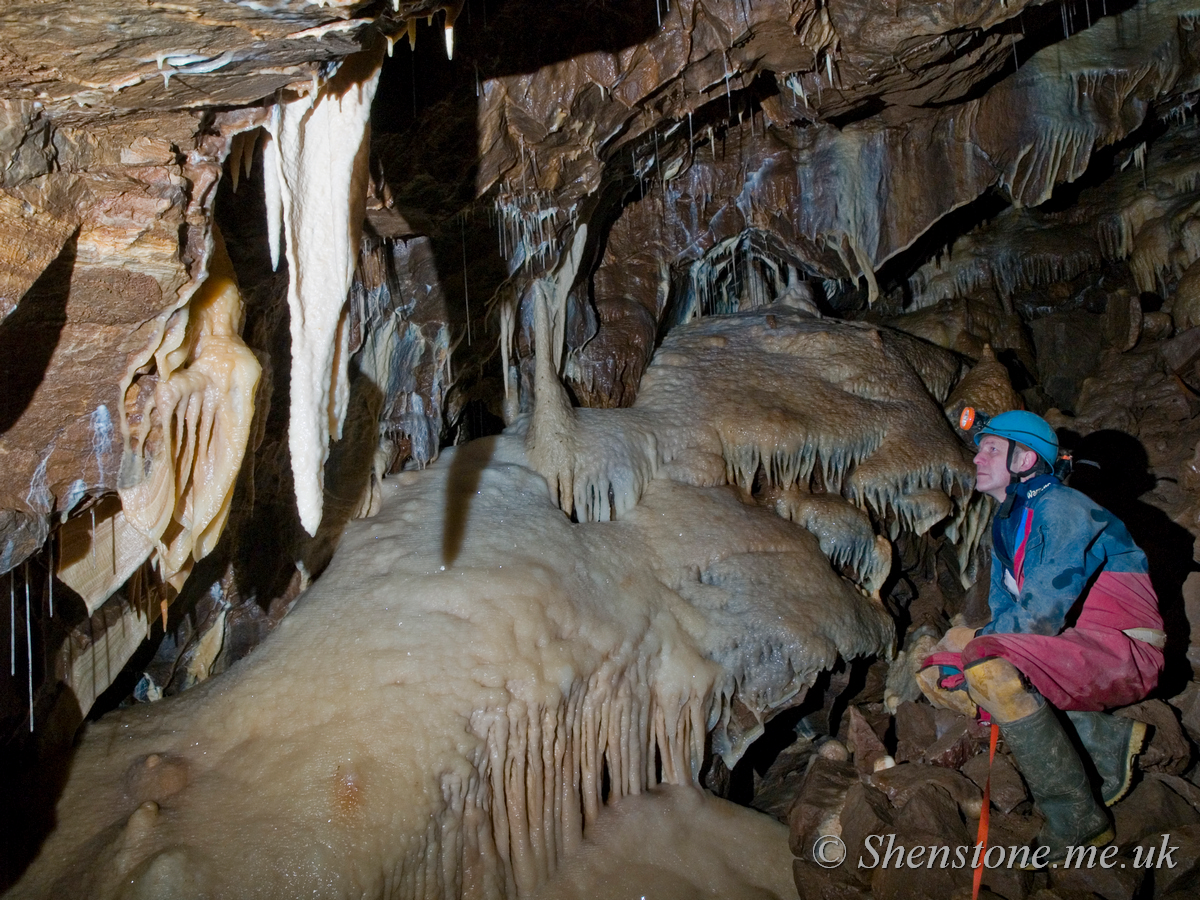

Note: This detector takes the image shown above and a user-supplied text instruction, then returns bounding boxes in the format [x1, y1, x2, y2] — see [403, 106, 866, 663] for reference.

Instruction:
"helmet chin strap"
[1005, 439, 1043, 480]
[996, 442, 1027, 518]
[990, 435, 1054, 518]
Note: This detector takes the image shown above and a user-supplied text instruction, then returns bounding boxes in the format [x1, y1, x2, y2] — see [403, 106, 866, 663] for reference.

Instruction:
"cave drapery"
[7, 0, 1200, 897]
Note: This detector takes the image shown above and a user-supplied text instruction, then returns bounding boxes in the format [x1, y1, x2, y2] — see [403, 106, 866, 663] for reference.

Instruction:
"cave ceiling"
[2, 0, 1200, 764]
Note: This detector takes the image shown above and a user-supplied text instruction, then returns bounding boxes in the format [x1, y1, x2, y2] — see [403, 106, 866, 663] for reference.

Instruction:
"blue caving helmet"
[974, 410, 1059, 472]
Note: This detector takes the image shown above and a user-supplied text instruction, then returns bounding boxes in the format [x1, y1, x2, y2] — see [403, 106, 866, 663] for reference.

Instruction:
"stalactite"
[263, 46, 384, 535]
[56, 497, 154, 615]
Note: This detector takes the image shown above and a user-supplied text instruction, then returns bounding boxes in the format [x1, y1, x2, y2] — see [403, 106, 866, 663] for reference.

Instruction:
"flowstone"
[12, 313, 974, 899]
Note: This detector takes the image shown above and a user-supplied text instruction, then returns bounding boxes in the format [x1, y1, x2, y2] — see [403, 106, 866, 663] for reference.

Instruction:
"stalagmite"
[528, 785, 795, 900]
[262, 46, 384, 536]
[522, 306, 976, 578]
[14, 422, 898, 898]
[8, 292, 1004, 898]
[118, 227, 262, 591]
[524, 280, 585, 515]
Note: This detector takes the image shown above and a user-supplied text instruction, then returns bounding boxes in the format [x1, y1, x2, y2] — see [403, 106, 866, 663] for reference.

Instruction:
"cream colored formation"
[117, 229, 262, 594]
[263, 47, 383, 537]
[14, 296, 983, 898]
[53, 52, 383, 715]
[523, 291, 977, 589]
[527, 785, 796, 900]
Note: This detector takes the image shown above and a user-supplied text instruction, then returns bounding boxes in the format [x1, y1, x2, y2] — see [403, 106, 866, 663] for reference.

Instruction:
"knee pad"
[964, 657, 1042, 723]
[915, 664, 978, 717]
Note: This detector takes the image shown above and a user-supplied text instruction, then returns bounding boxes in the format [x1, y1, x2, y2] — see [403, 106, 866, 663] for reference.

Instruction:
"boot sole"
[1103, 719, 1146, 807]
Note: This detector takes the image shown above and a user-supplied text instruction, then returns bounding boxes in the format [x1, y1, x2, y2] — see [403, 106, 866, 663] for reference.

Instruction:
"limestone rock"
[847, 706, 890, 776]
[792, 858, 872, 900]
[962, 750, 1028, 815]
[1140, 823, 1200, 899]
[1116, 700, 1191, 776]
[865, 762, 982, 822]
[1048, 850, 1144, 900]
[788, 756, 859, 861]
[869, 783, 972, 900]
[923, 711, 988, 770]
[977, 813, 1040, 900]
[1172, 258, 1200, 332]
[1168, 680, 1200, 745]
[894, 700, 937, 765]
[1104, 291, 1143, 353]
[837, 781, 895, 876]
[1113, 777, 1200, 847]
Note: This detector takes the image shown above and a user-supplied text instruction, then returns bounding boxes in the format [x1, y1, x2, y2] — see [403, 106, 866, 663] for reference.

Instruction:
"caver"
[919, 410, 1166, 862]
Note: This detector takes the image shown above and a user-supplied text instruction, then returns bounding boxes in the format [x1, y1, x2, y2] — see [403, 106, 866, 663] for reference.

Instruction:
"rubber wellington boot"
[1001, 702, 1114, 863]
[1066, 710, 1147, 806]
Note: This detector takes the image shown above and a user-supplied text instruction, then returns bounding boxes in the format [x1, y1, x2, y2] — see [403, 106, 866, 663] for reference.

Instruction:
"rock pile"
[753, 549, 1200, 900]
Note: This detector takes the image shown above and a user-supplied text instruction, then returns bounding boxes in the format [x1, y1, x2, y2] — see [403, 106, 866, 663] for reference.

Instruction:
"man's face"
[974, 435, 1013, 501]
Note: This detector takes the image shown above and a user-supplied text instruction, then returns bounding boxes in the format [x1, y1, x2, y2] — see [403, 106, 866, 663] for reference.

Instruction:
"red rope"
[972, 722, 1000, 900]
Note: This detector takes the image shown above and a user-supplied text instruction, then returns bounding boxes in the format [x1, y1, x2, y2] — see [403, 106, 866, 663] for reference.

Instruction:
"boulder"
[838, 781, 895, 876]
[976, 811, 1040, 900]
[1113, 778, 1200, 847]
[788, 757, 860, 861]
[847, 706, 891, 776]
[924, 712, 989, 770]
[1167, 680, 1200, 744]
[752, 735, 816, 821]
[792, 858, 873, 900]
[866, 762, 983, 821]
[962, 750, 1029, 815]
[869, 784, 973, 900]
[1048, 853, 1144, 900]
[1117, 700, 1191, 775]
[1143, 822, 1200, 899]
[895, 701, 938, 764]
